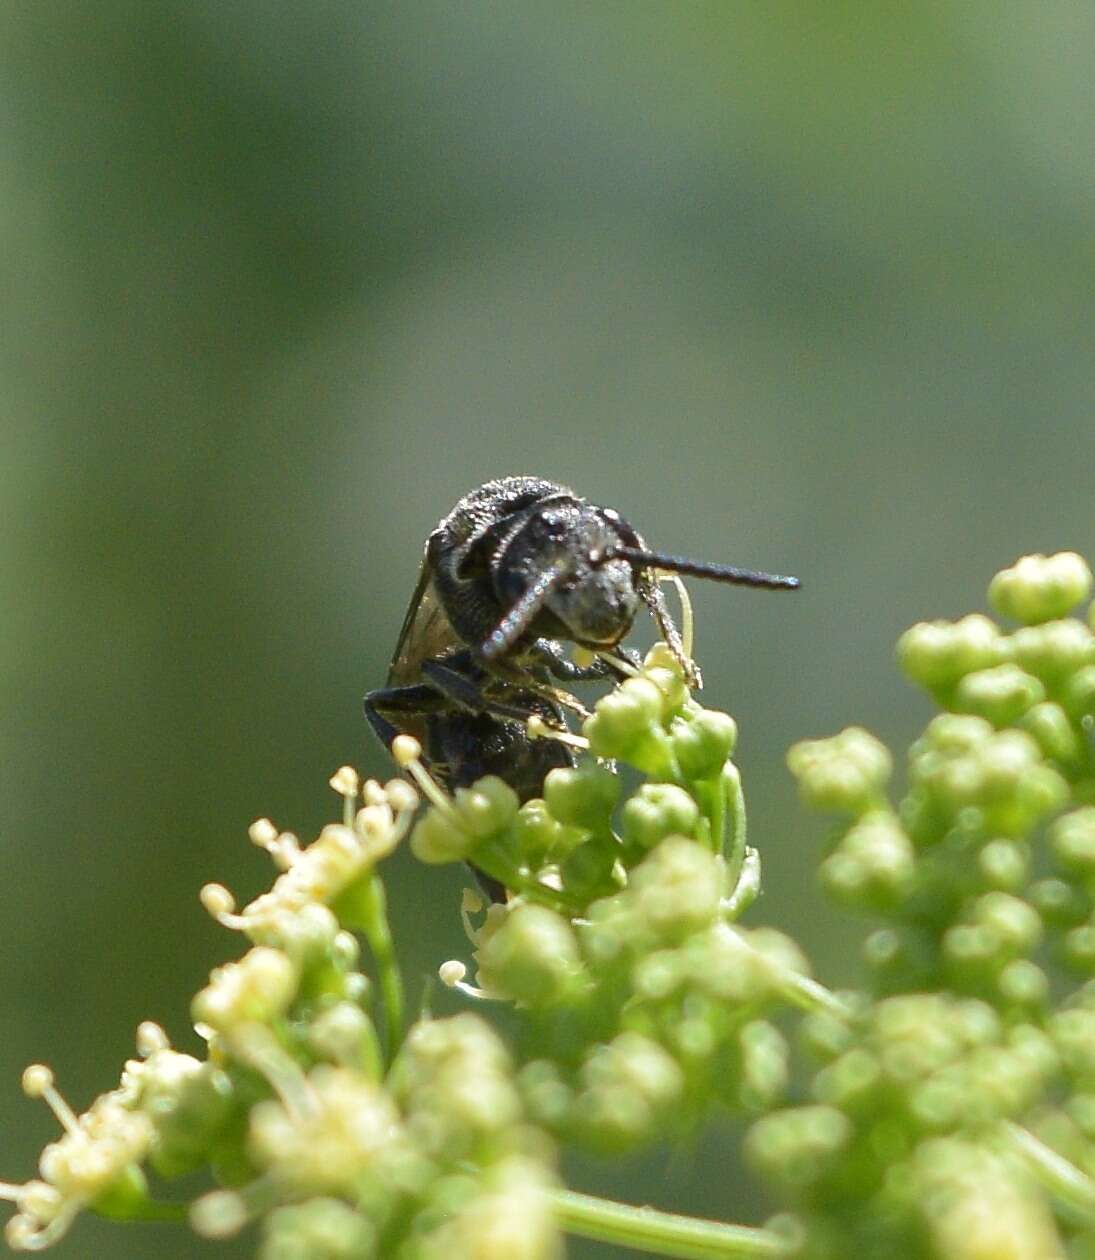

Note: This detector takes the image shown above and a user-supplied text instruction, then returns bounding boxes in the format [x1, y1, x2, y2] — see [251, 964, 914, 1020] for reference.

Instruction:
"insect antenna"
[480, 556, 574, 660]
[601, 546, 800, 591]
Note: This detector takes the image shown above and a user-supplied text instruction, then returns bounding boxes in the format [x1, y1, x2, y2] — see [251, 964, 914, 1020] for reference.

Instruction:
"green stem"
[729, 929, 853, 1018]
[1005, 1122, 1095, 1221]
[473, 843, 583, 917]
[550, 1189, 790, 1259]
[723, 761, 747, 892]
[778, 970, 852, 1018]
[723, 848, 761, 919]
[94, 1196, 188, 1224]
[354, 873, 405, 1060]
[358, 1005, 386, 1082]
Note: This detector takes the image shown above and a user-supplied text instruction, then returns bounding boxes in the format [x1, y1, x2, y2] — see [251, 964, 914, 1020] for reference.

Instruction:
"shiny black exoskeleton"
[364, 476, 799, 818]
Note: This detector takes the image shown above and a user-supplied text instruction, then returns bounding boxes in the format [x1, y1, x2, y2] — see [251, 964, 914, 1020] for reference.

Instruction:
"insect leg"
[419, 657, 547, 723]
[637, 574, 700, 688]
[363, 682, 448, 749]
[527, 638, 642, 683]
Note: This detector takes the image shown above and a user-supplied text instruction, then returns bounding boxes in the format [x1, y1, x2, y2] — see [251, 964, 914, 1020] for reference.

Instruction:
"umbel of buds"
[4, 551, 1095, 1260]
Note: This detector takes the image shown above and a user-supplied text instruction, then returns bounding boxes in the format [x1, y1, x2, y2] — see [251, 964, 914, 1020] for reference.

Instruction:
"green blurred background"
[2, 3, 1092, 1254]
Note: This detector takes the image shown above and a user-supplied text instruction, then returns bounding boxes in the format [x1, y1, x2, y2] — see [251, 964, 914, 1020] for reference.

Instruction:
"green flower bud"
[513, 798, 581, 861]
[249, 903, 341, 966]
[745, 1105, 852, 1192]
[971, 892, 1042, 954]
[249, 1067, 401, 1196]
[543, 762, 620, 830]
[518, 1060, 573, 1129]
[920, 727, 1068, 837]
[819, 812, 914, 910]
[577, 1033, 684, 1148]
[421, 1157, 559, 1260]
[673, 1017, 716, 1062]
[1018, 701, 1083, 765]
[862, 927, 936, 990]
[1051, 808, 1095, 875]
[261, 1199, 376, 1260]
[1062, 664, 1095, 720]
[989, 552, 1093, 625]
[977, 839, 1029, 891]
[308, 1002, 376, 1069]
[558, 838, 618, 900]
[813, 1049, 883, 1116]
[145, 1061, 235, 1179]
[578, 892, 636, 967]
[641, 644, 690, 711]
[670, 710, 738, 781]
[632, 948, 687, 1001]
[477, 904, 584, 1006]
[943, 923, 1003, 971]
[915, 712, 995, 757]
[953, 998, 1004, 1047]
[621, 783, 700, 851]
[897, 614, 1004, 691]
[410, 808, 473, 865]
[799, 1009, 857, 1063]
[1064, 923, 1095, 975]
[739, 1021, 789, 1110]
[917, 1139, 1064, 1260]
[396, 1015, 522, 1152]
[583, 678, 665, 758]
[1052, 1006, 1095, 1083]
[192, 947, 298, 1034]
[1029, 877, 1090, 927]
[683, 924, 776, 1004]
[453, 776, 519, 839]
[787, 727, 892, 815]
[628, 838, 723, 942]
[1010, 619, 1094, 684]
[872, 996, 977, 1082]
[953, 665, 1045, 727]
[997, 959, 1049, 1009]
[1008, 1023, 1059, 1080]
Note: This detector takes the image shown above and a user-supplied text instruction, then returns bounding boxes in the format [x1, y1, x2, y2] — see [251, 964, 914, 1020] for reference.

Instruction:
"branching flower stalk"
[2, 551, 1095, 1260]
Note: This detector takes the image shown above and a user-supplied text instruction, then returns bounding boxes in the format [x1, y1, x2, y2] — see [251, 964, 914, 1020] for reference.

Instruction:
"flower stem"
[550, 1189, 791, 1259]
[723, 763, 747, 892]
[1005, 1122, 1095, 1221]
[345, 872, 405, 1060]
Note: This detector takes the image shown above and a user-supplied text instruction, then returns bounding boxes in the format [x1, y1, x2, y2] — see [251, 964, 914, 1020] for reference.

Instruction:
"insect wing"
[388, 552, 458, 686]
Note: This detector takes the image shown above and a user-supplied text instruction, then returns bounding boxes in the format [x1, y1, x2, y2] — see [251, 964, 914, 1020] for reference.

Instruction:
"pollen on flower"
[384, 778, 418, 813]
[392, 734, 422, 767]
[248, 817, 279, 848]
[439, 960, 468, 987]
[20, 1067, 54, 1101]
[199, 883, 237, 920]
[363, 778, 387, 806]
[328, 765, 360, 797]
[135, 1022, 169, 1057]
[3, 1077, 156, 1251]
[190, 1189, 250, 1239]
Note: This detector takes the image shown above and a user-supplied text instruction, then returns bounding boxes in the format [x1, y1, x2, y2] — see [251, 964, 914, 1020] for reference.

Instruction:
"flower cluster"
[412, 645, 815, 1150]
[756, 552, 1095, 1257]
[7, 551, 1095, 1260]
[1, 774, 560, 1259]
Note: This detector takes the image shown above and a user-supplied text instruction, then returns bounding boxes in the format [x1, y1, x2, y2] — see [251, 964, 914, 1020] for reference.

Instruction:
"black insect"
[364, 475, 799, 808]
